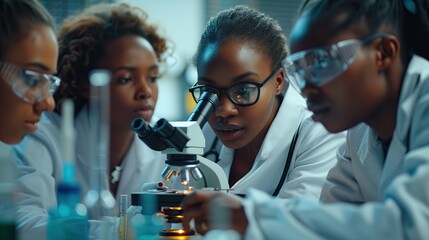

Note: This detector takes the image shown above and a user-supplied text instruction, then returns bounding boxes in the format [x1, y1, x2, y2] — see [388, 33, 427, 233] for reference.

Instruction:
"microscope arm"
[197, 155, 229, 190]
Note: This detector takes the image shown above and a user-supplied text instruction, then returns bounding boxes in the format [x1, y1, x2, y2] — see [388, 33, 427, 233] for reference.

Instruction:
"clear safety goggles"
[0, 61, 60, 103]
[285, 33, 388, 91]
[189, 68, 279, 107]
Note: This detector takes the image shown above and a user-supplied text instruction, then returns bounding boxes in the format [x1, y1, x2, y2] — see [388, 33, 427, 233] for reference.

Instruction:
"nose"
[214, 94, 238, 118]
[135, 77, 153, 100]
[34, 94, 55, 114]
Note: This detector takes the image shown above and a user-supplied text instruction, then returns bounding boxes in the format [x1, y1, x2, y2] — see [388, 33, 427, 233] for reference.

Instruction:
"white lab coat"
[202, 85, 346, 199]
[11, 106, 167, 240]
[243, 55, 429, 239]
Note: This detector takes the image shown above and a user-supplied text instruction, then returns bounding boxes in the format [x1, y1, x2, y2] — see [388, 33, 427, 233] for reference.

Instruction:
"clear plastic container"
[0, 143, 17, 240]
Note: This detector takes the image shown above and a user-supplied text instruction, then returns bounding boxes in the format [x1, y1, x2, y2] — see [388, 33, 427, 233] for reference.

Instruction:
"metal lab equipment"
[130, 91, 229, 237]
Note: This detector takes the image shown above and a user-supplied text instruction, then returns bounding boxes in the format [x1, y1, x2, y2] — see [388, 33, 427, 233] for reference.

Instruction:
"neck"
[234, 97, 280, 165]
[230, 121, 268, 186]
[366, 58, 404, 141]
[368, 101, 397, 142]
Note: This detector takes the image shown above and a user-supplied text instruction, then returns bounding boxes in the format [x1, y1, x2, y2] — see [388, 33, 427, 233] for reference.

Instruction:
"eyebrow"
[198, 71, 259, 85]
[112, 65, 159, 73]
[25, 63, 53, 73]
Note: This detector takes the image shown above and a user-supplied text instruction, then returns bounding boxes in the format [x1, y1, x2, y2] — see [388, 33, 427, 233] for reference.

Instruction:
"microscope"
[130, 91, 229, 237]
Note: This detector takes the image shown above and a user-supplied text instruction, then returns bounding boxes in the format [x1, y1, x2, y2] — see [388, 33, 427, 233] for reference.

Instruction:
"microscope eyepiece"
[154, 119, 189, 152]
[130, 118, 169, 151]
[131, 118, 150, 136]
[187, 91, 219, 127]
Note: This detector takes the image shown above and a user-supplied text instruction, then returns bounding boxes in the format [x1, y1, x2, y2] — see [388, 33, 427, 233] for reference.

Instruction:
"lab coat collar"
[72, 106, 165, 197]
[396, 55, 429, 144]
[258, 86, 308, 161]
[354, 55, 429, 193]
[215, 86, 308, 176]
[356, 126, 385, 186]
[116, 134, 161, 197]
[379, 55, 429, 191]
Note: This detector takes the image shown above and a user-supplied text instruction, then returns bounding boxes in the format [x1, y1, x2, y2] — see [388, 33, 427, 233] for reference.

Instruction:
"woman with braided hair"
[181, 0, 429, 239]
[12, 3, 170, 239]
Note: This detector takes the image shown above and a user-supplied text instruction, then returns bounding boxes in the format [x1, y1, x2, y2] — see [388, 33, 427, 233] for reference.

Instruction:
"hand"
[181, 191, 248, 235]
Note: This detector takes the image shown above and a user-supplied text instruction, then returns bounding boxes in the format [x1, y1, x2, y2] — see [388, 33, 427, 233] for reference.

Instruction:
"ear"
[374, 35, 400, 70]
[274, 68, 285, 96]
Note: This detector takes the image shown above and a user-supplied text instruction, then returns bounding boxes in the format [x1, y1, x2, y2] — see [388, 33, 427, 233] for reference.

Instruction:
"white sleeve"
[13, 129, 120, 240]
[243, 154, 429, 240]
[319, 141, 366, 203]
[241, 71, 429, 239]
[277, 119, 345, 199]
[12, 130, 60, 240]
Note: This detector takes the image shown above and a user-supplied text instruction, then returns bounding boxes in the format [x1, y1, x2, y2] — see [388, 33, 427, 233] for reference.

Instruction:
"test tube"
[83, 70, 116, 239]
[119, 194, 127, 240]
[61, 99, 75, 183]
[47, 99, 89, 240]
[0, 142, 16, 239]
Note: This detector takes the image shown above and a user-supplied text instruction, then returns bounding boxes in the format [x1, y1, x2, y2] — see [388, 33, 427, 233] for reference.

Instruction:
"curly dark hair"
[0, 0, 54, 58]
[54, 3, 169, 114]
[194, 5, 288, 71]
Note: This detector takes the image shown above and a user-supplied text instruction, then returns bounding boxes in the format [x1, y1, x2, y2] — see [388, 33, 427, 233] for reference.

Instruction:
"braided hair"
[0, 0, 54, 58]
[194, 5, 288, 72]
[54, 3, 169, 114]
[301, 0, 429, 62]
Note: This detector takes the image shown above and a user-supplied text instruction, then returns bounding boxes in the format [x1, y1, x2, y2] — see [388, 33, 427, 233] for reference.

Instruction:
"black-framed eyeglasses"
[0, 60, 60, 103]
[189, 68, 279, 107]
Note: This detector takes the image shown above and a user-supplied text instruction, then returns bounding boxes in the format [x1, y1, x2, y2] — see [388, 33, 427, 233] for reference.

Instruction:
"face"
[289, 13, 390, 133]
[0, 24, 58, 144]
[197, 38, 283, 149]
[97, 35, 159, 132]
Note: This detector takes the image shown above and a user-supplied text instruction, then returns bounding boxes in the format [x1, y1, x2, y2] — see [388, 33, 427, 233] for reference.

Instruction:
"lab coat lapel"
[116, 137, 140, 198]
[259, 86, 307, 160]
[379, 56, 422, 193]
[217, 146, 234, 177]
[356, 128, 384, 189]
[116, 134, 163, 198]
[230, 87, 307, 192]
[379, 132, 407, 193]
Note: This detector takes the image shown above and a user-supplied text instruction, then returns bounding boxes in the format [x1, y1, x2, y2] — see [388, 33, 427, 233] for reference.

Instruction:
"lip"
[215, 123, 244, 142]
[24, 119, 40, 132]
[134, 105, 154, 120]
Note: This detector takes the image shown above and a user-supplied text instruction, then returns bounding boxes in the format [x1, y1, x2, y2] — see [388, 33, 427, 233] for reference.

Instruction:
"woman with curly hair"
[12, 3, 170, 239]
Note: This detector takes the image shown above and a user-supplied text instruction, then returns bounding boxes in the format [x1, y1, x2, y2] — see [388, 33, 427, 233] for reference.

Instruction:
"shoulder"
[289, 117, 345, 158]
[399, 55, 429, 148]
[298, 117, 345, 143]
[412, 56, 429, 98]
[402, 55, 429, 98]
